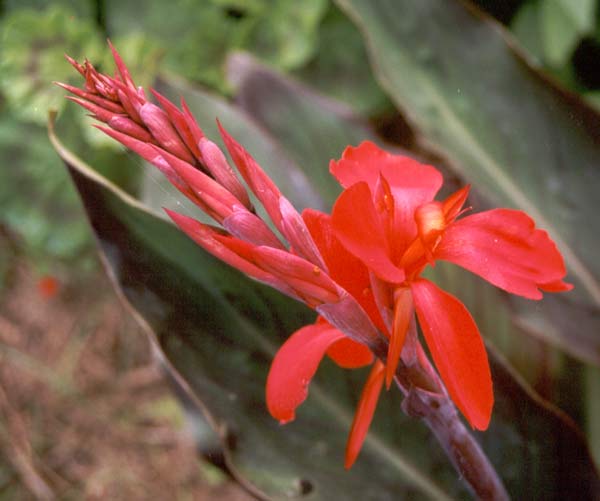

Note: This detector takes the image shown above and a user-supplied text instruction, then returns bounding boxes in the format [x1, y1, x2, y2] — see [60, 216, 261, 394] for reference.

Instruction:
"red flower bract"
[60, 44, 573, 470]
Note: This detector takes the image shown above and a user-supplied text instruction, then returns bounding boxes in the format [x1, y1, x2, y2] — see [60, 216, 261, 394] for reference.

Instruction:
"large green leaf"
[335, 0, 600, 365]
[50, 118, 600, 499]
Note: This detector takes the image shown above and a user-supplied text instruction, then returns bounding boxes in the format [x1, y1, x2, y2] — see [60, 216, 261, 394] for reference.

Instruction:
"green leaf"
[293, 4, 392, 115]
[50, 115, 600, 499]
[510, 2, 546, 65]
[540, 0, 596, 67]
[335, 0, 600, 365]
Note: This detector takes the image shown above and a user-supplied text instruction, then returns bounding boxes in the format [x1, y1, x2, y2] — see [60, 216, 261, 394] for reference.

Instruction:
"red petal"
[198, 137, 252, 209]
[266, 322, 346, 423]
[165, 209, 297, 299]
[331, 182, 404, 283]
[436, 209, 572, 300]
[386, 288, 412, 388]
[108, 39, 136, 90]
[344, 360, 385, 469]
[303, 209, 387, 333]
[442, 185, 471, 221]
[330, 142, 443, 254]
[218, 122, 284, 232]
[139, 102, 195, 163]
[327, 337, 374, 368]
[330, 142, 441, 196]
[411, 279, 493, 430]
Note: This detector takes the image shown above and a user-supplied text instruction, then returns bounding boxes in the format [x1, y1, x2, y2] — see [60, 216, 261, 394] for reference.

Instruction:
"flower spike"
[60, 44, 573, 473]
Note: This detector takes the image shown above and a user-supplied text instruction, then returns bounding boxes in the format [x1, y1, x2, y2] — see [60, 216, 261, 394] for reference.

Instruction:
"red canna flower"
[59, 43, 572, 470]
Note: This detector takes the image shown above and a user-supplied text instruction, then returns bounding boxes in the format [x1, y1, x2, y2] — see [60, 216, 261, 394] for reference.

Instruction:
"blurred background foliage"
[2, 0, 600, 281]
[1, 0, 600, 498]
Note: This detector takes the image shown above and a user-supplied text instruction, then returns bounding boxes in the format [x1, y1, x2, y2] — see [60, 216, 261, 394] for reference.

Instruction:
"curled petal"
[436, 209, 573, 299]
[267, 323, 346, 423]
[411, 279, 493, 430]
[345, 360, 385, 469]
[332, 182, 404, 283]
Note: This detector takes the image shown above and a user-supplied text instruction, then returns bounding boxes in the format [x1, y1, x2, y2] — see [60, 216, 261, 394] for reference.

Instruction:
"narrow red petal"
[386, 288, 413, 388]
[442, 185, 471, 222]
[279, 198, 326, 270]
[251, 246, 339, 305]
[218, 121, 284, 232]
[266, 323, 346, 423]
[326, 337, 373, 368]
[198, 137, 251, 209]
[139, 102, 195, 163]
[151, 89, 203, 160]
[331, 182, 404, 283]
[411, 279, 493, 430]
[165, 209, 296, 299]
[180, 97, 205, 145]
[108, 39, 136, 90]
[344, 360, 385, 469]
[56, 82, 125, 113]
[436, 209, 572, 299]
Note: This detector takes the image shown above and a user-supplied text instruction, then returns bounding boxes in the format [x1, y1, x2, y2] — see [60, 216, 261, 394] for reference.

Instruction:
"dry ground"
[0, 259, 253, 500]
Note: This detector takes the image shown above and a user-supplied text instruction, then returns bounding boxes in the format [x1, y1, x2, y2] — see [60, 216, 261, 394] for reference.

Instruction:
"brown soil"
[0, 261, 254, 500]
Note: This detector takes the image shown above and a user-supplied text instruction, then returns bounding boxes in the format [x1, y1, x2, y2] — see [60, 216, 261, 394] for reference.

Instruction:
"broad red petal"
[330, 142, 442, 196]
[344, 360, 385, 469]
[327, 337, 374, 368]
[411, 279, 493, 430]
[436, 209, 572, 300]
[266, 322, 346, 423]
[303, 208, 387, 333]
[331, 182, 404, 283]
[330, 142, 443, 254]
